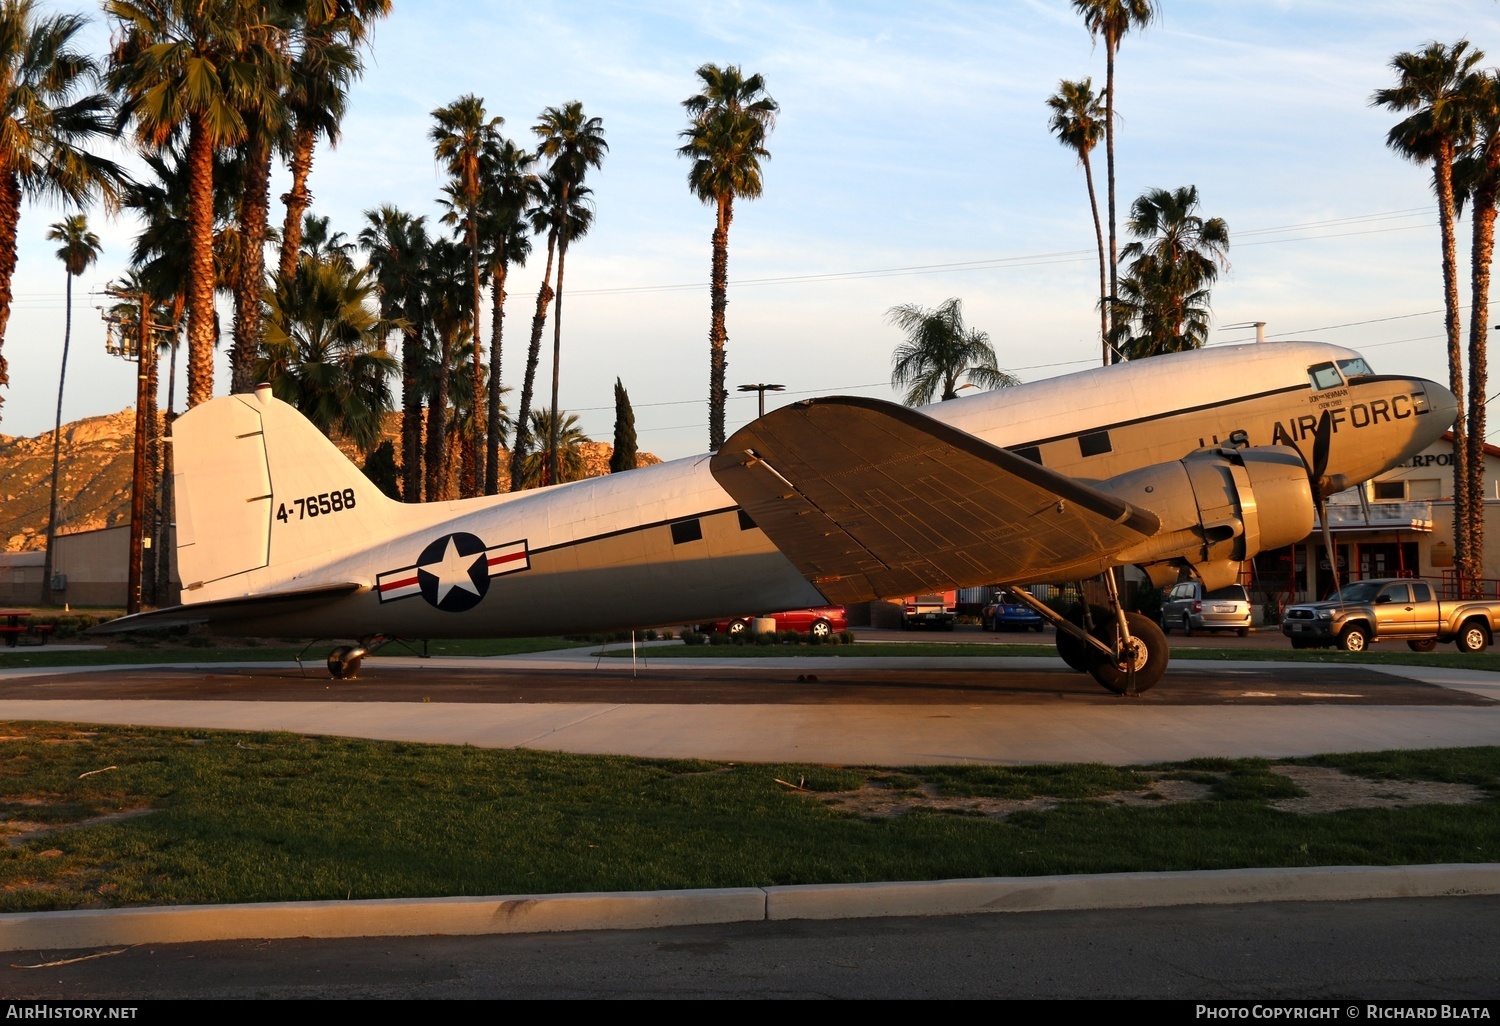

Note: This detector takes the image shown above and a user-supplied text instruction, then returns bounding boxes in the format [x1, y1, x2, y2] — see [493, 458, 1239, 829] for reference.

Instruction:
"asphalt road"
[4, 895, 1497, 999]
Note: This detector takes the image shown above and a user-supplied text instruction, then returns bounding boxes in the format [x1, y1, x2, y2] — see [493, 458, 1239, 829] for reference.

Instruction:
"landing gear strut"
[1006, 576, 1170, 695]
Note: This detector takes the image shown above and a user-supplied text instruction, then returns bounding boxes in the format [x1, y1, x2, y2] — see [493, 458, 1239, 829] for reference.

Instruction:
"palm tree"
[432, 94, 503, 497]
[478, 138, 537, 493]
[511, 170, 593, 491]
[0, 0, 125, 416]
[1111, 185, 1229, 359]
[887, 298, 1018, 406]
[1373, 40, 1484, 590]
[1046, 78, 1109, 365]
[277, 0, 388, 282]
[1457, 68, 1500, 598]
[533, 101, 606, 487]
[300, 212, 353, 267]
[361, 204, 428, 500]
[108, 0, 266, 408]
[517, 408, 590, 488]
[228, 15, 289, 396]
[257, 254, 397, 451]
[1072, 0, 1158, 355]
[420, 235, 470, 500]
[678, 63, 777, 451]
[41, 214, 100, 604]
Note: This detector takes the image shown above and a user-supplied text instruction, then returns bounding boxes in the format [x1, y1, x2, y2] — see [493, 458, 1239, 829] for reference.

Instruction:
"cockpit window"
[1309, 363, 1344, 390]
[1337, 357, 1373, 380]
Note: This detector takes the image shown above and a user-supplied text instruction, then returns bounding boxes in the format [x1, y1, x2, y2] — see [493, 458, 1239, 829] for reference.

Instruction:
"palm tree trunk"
[549, 236, 568, 487]
[401, 319, 423, 502]
[465, 221, 484, 498]
[425, 337, 449, 503]
[278, 126, 317, 283]
[186, 115, 218, 408]
[1433, 148, 1472, 593]
[41, 270, 73, 605]
[708, 195, 733, 451]
[1082, 153, 1108, 366]
[512, 230, 557, 491]
[232, 128, 273, 395]
[1104, 37, 1119, 363]
[1465, 142, 1500, 595]
[486, 261, 508, 494]
[0, 168, 18, 407]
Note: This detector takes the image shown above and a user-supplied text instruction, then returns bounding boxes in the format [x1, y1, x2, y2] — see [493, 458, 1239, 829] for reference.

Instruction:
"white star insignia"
[421, 536, 484, 605]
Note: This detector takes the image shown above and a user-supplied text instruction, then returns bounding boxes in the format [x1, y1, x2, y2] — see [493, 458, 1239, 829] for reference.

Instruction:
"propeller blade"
[1310, 410, 1333, 492]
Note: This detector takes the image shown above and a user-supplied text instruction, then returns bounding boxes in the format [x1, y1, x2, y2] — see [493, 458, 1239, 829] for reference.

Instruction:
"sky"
[6, 0, 1500, 461]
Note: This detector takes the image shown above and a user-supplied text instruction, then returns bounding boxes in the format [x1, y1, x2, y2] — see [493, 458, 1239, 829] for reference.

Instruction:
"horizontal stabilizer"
[88, 583, 367, 634]
[709, 397, 1160, 603]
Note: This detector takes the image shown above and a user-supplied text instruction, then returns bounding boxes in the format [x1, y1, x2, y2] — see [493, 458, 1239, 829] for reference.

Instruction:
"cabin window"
[670, 519, 703, 544]
[1411, 582, 1432, 602]
[1337, 357, 1373, 380]
[1378, 583, 1411, 604]
[1012, 445, 1042, 465]
[1078, 431, 1112, 457]
[1372, 480, 1407, 501]
[737, 509, 757, 531]
[1309, 363, 1344, 390]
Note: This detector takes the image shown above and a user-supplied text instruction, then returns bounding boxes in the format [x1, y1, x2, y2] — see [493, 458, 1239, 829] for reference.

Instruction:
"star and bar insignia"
[376, 533, 529, 612]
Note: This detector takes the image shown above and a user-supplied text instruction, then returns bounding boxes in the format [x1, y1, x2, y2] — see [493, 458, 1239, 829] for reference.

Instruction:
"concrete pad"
[0, 887, 768, 952]
[765, 864, 1500, 921]
[1, 697, 1497, 765]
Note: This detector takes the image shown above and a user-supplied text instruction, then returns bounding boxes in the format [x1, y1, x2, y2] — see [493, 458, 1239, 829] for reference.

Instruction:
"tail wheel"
[1456, 620, 1489, 654]
[1089, 613, 1169, 695]
[326, 645, 365, 680]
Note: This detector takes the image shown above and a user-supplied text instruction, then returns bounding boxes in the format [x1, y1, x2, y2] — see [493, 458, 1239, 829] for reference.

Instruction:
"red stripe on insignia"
[379, 574, 420, 592]
[487, 551, 526, 568]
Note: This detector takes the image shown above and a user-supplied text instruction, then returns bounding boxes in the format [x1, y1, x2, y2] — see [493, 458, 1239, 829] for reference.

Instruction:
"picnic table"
[0, 610, 30, 647]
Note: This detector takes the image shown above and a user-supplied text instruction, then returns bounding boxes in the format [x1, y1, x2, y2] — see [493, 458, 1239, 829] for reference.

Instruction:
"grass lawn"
[0, 722, 1495, 913]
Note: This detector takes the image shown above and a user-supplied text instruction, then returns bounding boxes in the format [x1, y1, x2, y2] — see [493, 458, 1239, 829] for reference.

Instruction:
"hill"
[0, 409, 661, 553]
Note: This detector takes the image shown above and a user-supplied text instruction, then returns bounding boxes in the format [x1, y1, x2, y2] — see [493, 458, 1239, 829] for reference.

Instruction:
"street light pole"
[737, 383, 785, 419]
[103, 287, 160, 616]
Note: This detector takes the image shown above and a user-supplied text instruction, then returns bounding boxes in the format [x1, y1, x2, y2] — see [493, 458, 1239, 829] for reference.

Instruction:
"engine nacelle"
[1101, 445, 1315, 588]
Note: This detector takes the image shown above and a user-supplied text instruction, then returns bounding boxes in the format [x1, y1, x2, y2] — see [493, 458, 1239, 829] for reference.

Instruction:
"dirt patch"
[1266, 764, 1488, 814]
[822, 767, 1486, 820]
[0, 807, 155, 847]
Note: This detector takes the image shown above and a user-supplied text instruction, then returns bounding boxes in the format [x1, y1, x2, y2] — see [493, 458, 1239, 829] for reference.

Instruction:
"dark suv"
[1161, 582, 1252, 637]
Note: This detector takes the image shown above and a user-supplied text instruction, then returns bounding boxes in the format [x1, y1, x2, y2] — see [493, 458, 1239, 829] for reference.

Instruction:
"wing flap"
[709, 397, 1159, 603]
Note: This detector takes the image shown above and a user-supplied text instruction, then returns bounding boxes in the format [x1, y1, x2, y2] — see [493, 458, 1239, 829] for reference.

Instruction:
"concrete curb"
[3, 864, 1497, 952]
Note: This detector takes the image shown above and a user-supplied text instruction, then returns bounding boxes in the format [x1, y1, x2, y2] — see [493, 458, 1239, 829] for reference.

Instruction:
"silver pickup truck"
[1281, 578, 1500, 654]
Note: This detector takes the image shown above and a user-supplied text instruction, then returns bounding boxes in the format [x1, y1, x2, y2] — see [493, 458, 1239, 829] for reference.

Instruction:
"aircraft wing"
[708, 397, 1161, 604]
[88, 582, 368, 634]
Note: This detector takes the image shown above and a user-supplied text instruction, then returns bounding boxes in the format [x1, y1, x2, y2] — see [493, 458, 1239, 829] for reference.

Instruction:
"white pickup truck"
[1280, 577, 1500, 654]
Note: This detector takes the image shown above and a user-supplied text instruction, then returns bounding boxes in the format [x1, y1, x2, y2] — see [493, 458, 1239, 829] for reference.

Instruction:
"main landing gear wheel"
[1056, 604, 1109, 673]
[1089, 613, 1168, 695]
[326, 645, 366, 680]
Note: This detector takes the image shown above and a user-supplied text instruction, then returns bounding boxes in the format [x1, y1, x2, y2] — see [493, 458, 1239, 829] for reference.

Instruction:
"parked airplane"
[95, 341, 1456, 692]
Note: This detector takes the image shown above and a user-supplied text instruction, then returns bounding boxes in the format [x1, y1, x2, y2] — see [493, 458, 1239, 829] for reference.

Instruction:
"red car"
[697, 605, 848, 638]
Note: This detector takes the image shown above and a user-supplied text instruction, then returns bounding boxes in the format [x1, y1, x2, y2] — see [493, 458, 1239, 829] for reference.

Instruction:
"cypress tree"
[610, 377, 638, 472]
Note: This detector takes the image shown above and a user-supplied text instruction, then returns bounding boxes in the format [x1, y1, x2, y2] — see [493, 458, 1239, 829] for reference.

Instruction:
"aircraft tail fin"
[173, 387, 399, 594]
